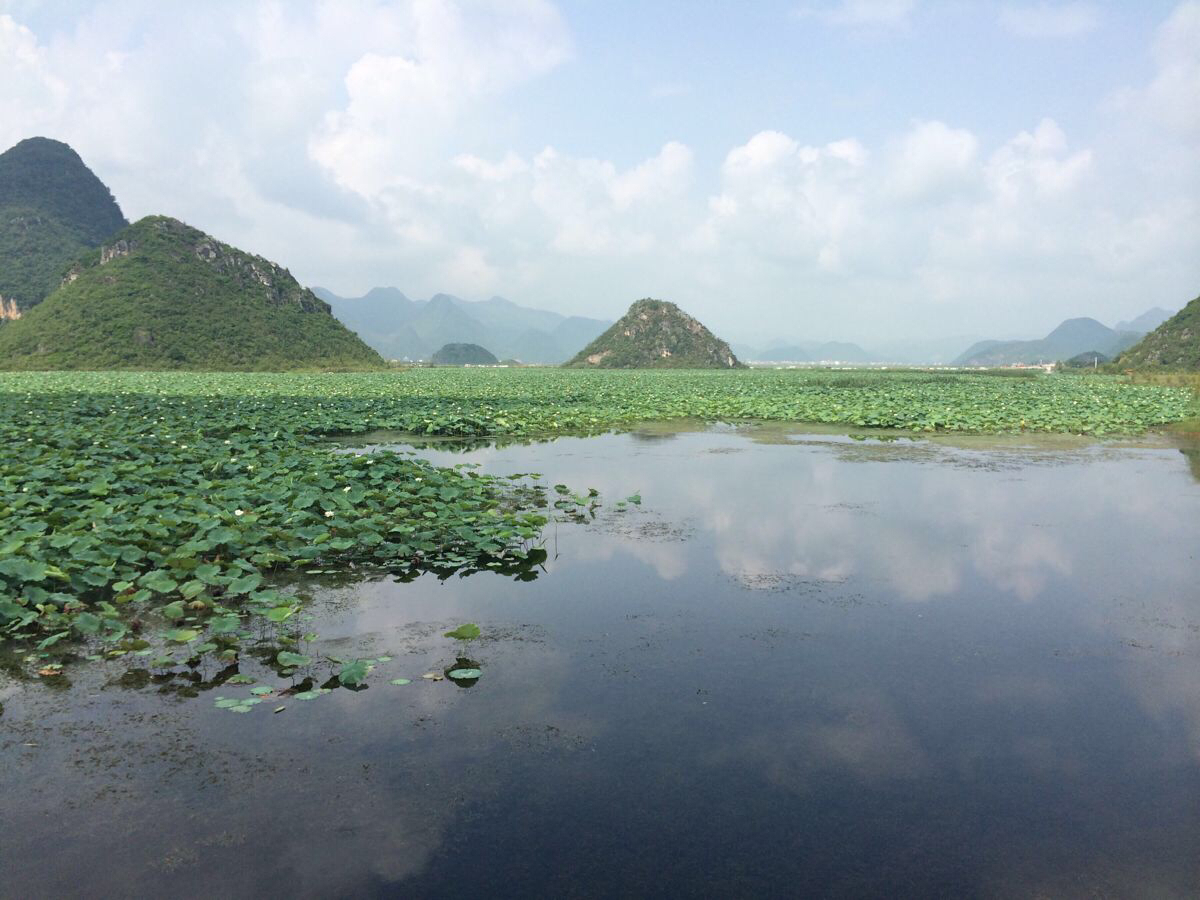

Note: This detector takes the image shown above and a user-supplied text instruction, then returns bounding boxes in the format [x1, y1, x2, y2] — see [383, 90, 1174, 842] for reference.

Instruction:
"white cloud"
[308, 0, 571, 197]
[999, 3, 1100, 38]
[884, 120, 979, 201]
[984, 118, 1092, 204]
[695, 132, 869, 272]
[797, 0, 916, 28]
[452, 152, 528, 182]
[1137, 0, 1200, 138]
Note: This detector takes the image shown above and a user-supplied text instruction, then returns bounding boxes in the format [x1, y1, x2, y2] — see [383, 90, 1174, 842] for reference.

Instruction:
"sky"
[1, 0, 1197, 348]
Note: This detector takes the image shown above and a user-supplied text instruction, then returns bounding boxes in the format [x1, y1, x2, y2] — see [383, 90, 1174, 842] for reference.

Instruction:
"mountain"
[1114, 295, 1199, 370]
[431, 342, 498, 365]
[1064, 350, 1110, 367]
[0, 137, 128, 316]
[0, 216, 384, 371]
[316, 287, 611, 362]
[869, 335, 992, 365]
[564, 298, 743, 369]
[753, 344, 811, 362]
[410, 294, 490, 350]
[954, 317, 1142, 366]
[807, 341, 873, 363]
[1115, 307, 1176, 334]
[736, 340, 874, 363]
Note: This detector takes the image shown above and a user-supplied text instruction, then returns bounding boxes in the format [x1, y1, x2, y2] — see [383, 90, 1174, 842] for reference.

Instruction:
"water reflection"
[1183, 445, 1200, 482]
[3, 425, 1200, 897]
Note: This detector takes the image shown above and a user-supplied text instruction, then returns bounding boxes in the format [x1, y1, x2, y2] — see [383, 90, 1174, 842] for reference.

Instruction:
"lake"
[2, 424, 1199, 898]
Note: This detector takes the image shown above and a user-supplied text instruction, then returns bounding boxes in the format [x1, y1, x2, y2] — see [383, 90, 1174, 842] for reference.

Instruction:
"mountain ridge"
[315, 286, 611, 363]
[953, 317, 1142, 366]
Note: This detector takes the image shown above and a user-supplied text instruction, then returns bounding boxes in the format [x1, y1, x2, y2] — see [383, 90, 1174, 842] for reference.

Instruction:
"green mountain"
[955, 317, 1141, 366]
[431, 342, 498, 365]
[315, 286, 611, 362]
[1114, 295, 1199, 370]
[0, 137, 128, 315]
[564, 298, 743, 369]
[0, 216, 384, 371]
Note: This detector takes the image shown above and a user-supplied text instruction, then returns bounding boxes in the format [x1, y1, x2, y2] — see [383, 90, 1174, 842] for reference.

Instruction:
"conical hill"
[564, 298, 743, 369]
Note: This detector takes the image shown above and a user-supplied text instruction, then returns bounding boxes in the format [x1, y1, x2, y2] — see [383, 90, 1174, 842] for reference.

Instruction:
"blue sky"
[1, 0, 1197, 348]
[531, 2, 1160, 156]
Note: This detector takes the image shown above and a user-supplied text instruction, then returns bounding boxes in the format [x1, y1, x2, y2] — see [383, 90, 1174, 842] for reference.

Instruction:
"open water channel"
[2, 424, 1199, 898]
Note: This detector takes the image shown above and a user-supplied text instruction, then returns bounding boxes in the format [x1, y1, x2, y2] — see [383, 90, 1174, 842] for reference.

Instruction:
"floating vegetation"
[444, 623, 481, 641]
[0, 368, 1192, 671]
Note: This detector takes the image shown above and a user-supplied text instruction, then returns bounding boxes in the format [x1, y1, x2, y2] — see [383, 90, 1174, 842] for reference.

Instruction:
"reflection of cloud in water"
[707, 689, 929, 788]
[566, 517, 690, 580]
[412, 429, 1198, 620]
[1120, 650, 1200, 763]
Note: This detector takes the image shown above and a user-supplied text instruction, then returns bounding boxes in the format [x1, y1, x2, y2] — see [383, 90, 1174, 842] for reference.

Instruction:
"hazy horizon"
[2, 0, 1196, 347]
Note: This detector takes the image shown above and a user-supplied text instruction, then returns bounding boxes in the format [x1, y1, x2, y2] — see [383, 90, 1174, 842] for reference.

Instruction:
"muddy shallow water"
[3, 425, 1199, 898]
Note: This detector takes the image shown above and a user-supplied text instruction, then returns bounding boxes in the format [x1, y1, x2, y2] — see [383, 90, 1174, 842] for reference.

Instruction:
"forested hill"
[0, 216, 384, 371]
[1116, 296, 1200, 371]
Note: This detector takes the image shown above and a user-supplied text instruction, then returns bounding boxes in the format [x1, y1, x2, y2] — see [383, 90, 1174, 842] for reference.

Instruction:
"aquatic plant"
[0, 367, 1191, 670]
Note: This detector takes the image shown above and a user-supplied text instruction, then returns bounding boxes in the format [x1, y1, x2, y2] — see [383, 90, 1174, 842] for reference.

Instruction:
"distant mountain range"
[952, 316, 1158, 366]
[313, 287, 611, 363]
[1114, 307, 1176, 334]
[735, 341, 875, 364]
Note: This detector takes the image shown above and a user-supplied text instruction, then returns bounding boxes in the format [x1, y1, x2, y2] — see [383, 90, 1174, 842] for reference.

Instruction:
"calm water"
[2, 425, 1199, 898]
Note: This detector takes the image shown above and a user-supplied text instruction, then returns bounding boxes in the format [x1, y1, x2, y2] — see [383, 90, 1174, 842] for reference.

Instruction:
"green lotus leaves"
[337, 659, 372, 686]
[448, 668, 482, 680]
[276, 651, 311, 667]
[159, 600, 186, 621]
[444, 624, 481, 641]
[227, 573, 262, 595]
[0, 368, 1192, 668]
[138, 570, 178, 594]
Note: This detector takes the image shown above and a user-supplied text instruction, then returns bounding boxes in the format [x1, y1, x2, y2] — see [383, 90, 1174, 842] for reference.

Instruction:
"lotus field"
[0, 368, 1193, 670]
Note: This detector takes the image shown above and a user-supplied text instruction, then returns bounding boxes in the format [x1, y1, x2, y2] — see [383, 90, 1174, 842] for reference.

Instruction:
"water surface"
[2, 425, 1199, 898]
